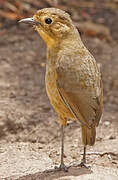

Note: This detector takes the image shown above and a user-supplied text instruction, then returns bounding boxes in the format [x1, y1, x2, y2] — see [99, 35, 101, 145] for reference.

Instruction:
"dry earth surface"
[0, 1, 118, 179]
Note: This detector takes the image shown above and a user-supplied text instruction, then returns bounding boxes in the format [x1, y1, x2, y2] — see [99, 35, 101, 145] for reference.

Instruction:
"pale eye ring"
[45, 18, 52, 24]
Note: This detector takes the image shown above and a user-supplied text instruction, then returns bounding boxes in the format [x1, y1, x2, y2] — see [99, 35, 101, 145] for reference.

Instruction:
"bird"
[19, 8, 103, 171]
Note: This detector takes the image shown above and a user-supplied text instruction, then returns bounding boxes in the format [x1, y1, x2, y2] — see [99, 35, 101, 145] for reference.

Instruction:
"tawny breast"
[45, 68, 74, 120]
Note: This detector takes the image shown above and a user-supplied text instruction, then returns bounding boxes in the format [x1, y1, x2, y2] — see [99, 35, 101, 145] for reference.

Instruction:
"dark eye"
[45, 18, 52, 24]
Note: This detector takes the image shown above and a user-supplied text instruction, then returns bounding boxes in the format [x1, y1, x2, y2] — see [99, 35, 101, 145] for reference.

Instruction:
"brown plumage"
[19, 8, 103, 171]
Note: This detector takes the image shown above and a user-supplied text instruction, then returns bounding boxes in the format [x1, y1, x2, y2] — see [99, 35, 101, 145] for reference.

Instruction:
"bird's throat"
[36, 27, 57, 49]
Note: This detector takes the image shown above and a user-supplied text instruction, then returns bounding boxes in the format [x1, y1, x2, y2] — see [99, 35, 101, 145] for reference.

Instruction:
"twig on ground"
[81, 152, 118, 157]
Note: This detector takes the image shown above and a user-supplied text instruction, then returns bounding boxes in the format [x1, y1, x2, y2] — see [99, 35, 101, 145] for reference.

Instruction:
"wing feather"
[56, 51, 103, 128]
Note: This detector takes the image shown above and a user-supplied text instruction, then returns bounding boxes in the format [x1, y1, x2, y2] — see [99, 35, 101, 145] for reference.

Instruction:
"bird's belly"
[45, 73, 73, 119]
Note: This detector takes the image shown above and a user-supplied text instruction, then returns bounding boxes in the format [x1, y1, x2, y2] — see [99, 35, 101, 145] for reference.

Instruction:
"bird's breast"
[45, 66, 73, 118]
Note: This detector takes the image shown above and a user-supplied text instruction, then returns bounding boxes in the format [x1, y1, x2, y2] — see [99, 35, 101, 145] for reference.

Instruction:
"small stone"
[109, 135, 116, 140]
[104, 121, 110, 126]
[96, 136, 103, 141]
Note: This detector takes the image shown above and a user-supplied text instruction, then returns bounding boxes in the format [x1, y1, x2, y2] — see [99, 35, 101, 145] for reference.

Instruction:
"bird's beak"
[19, 17, 40, 26]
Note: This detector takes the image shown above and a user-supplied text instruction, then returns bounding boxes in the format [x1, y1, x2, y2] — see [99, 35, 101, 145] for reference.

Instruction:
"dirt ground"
[0, 0, 118, 179]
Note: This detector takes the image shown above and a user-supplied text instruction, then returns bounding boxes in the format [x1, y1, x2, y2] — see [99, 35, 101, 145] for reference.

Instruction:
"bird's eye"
[45, 18, 52, 24]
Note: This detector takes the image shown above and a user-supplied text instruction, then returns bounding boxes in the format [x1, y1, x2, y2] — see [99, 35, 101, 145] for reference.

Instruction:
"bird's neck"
[47, 32, 84, 59]
[46, 27, 85, 69]
[46, 36, 85, 71]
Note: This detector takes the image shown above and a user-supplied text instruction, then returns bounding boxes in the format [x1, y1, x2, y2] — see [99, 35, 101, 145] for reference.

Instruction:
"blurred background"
[0, 0, 118, 175]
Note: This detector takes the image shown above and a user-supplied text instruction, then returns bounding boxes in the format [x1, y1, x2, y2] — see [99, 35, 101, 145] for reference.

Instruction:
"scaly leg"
[55, 125, 68, 172]
[81, 146, 86, 164]
[79, 146, 89, 168]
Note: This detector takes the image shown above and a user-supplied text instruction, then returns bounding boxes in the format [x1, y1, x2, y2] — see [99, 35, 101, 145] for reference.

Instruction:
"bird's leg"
[60, 125, 67, 170]
[79, 146, 90, 168]
[81, 146, 86, 165]
[55, 125, 68, 172]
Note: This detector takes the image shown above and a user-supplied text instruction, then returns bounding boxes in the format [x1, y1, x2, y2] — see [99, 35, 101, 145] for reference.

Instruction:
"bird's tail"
[81, 125, 96, 146]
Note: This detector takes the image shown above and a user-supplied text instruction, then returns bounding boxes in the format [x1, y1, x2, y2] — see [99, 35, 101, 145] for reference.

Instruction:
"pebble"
[104, 121, 110, 126]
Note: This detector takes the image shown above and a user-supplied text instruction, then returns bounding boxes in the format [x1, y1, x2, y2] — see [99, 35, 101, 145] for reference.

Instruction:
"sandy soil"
[0, 1, 118, 179]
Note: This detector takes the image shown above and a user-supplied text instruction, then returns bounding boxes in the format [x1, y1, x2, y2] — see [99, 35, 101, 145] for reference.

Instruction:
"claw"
[72, 158, 90, 169]
[79, 160, 90, 169]
[55, 163, 68, 172]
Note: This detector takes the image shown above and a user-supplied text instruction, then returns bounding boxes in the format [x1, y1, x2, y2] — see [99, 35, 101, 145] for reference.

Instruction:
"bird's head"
[19, 8, 76, 48]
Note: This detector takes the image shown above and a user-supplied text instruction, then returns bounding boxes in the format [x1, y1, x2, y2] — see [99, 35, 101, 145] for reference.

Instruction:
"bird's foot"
[55, 163, 68, 172]
[79, 159, 90, 169]
[72, 159, 90, 169]
[80, 158, 86, 167]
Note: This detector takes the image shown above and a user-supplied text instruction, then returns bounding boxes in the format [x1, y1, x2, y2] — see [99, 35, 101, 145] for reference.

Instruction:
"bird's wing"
[56, 51, 103, 128]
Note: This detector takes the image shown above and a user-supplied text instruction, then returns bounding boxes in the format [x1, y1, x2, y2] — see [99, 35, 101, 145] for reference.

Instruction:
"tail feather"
[81, 125, 96, 146]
